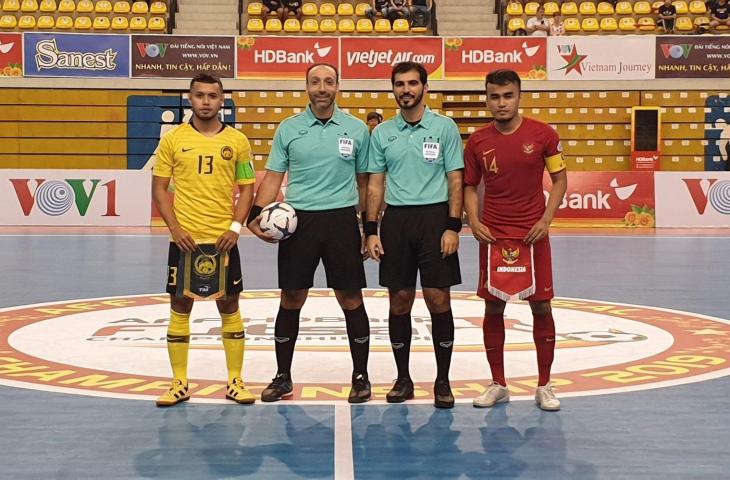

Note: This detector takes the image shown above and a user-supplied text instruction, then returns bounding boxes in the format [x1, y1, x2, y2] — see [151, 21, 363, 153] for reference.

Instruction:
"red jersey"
[464, 117, 565, 237]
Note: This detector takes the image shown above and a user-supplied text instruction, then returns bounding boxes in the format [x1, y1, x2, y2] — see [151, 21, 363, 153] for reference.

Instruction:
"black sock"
[389, 312, 412, 379]
[430, 309, 454, 382]
[344, 304, 370, 376]
[274, 307, 300, 375]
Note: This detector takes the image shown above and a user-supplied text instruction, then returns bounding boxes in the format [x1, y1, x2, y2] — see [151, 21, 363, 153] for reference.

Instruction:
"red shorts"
[477, 236, 554, 302]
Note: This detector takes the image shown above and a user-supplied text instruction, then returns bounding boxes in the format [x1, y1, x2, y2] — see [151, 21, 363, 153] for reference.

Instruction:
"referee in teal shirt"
[366, 62, 464, 409]
[248, 63, 372, 404]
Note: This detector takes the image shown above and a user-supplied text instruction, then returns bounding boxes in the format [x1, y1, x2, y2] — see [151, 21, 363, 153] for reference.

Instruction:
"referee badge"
[422, 141, 440, 164]
[339, 137, 354, 158]
[221, 146, 234, 160]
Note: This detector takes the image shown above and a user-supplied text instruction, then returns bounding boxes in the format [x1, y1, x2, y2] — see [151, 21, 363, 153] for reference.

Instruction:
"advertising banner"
[340, 37, 443, 80]
[132, 35, 235, 78]
[544, 171, 655, 227]
[0, 170, 151, 226]
[443, 37, 547, 80]
[23, 33, 130, 78]
[236, 36, 339, 79]
[655, 172, 730, 227]
[0, 33, 22, 77]
[547, 36, 655, 81]
[656, 36, 730, 78]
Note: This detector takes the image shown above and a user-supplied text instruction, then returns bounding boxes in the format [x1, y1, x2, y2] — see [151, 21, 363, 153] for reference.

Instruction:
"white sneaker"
[535, 381, 561, 411]
[473, 382, 510, 408]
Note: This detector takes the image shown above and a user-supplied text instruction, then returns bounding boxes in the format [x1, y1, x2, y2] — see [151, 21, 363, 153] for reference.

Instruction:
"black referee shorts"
[379, 202, 461, 289]
[278, 206, 366, 290]
[166, 243, 244, 297]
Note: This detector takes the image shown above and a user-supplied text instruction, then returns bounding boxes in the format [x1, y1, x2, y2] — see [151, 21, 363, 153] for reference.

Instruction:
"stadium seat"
[524, 1, 539, 15]
[564, 16, 581, 31]
[561, 1, 578, 14]
[36, 14, 54, 28]
[506, 1, 523, 15]
[283, 18, 300, 31]
[633, 1, 651, 14]
[131, 1, 148, 14]
[673, 0, 688, 13]
[651, 0, 663, 10]
[374, 17, 390, 32]
[150, 1, 166, 14]
[689, 0, 706, 13]
[579, 2, 596, 14]
[39, 0, 55, 12]
[247, 17, 263, 31]
[18, 14, 35, 28]
[95, 0, 112, 13]
[543, 2, 559, 15]
[693, 16, 710, 29]
[319, 2, 336, 15]
[2, 0, 19, 12]
[618, 16, 636, 29]
[355, 2, 370, 15]
[337, 2, 354, 16]
[302, 2, 317, 15]
[113, 1, 130, 14]
[58, 0, 74, 12]
[0, 14, 17, 27]
[615, 1, 633, 13]
[597, 1, 614, 14]
[676, 15, 693, 30]
[55, 14, 72, 28]
[392, 17, 409, 31]
[301, 17, 318, 31]
[247, 2, 262, 15]
[129, 15, 146, 30]
[356, 17, 372, 32]
[93, 15, 110, 29]
[319, 17, 336, 31]
[76, 0, 93, 13]
[111, 15, 128, 29]
[637, 16, 655, 30]
[338, 17, 355, 32]
[507, 17, 526, 32]
[74, 15, 92, 29]
[600, 16, 618, 30]
[265, 17, 282, 31]
[582, 16, 599, 31]
[148, 15, 165, 30]
[20, 0, 38, 12]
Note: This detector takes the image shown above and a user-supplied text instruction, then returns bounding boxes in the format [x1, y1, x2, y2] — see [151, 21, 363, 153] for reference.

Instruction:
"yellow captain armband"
[545, 153, 566, 173]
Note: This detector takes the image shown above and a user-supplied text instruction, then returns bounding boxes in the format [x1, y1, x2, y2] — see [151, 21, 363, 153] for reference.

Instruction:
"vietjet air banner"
[444, 37, 547, 80]
[1, 170, 151, 226]
[340, 37, 443, 80]
[655, 172, 730, 227]
[544, 171, 655, 227]
[236, 36, 339, 79]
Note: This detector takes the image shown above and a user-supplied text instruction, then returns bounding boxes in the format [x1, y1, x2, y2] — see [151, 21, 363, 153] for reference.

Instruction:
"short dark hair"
[366, 111, 383, 122]
[190, 73, 223, 91]
[485, 69, 521, 92]
[391, 61, 428, 86]
[306, 63, 339, 83]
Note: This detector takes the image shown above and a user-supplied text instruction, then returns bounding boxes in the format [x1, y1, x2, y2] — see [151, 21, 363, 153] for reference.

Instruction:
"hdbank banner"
[656, 36, 730, 78]
[0, 33, 22, 77]
[237, 36, 339, 79]
[0, 170, 151, 226]
[340, 37, 443, 80]
[547, 36, 654, 81]
[132, 35, 235, 78]
[444, 37, 547, 80]
[655, 172, 730, 227]
[24, 33, 129, 78]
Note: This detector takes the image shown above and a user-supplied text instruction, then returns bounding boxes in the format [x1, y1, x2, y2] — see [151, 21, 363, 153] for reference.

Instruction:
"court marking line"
[334, 404, 354, 480]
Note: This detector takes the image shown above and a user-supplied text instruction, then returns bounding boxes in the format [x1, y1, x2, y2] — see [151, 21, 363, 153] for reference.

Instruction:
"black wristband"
[445, 216, 463, 233]
[363, 221, 378, 237]
[246, 205, 263, 226]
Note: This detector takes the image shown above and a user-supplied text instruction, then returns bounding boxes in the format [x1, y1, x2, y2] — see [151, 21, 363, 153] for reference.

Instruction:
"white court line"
[334, 403, 354, 480]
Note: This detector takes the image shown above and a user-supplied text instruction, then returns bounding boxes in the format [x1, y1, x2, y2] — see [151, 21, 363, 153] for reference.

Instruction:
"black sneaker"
[348, 372, 371, 404]
[261, 373, 293, 402]
[434, 379, 454, 409]
[386, 377, 414, 403]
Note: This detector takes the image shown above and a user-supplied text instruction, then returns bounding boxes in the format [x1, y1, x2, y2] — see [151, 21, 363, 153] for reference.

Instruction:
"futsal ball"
[259, 202, 297, 241]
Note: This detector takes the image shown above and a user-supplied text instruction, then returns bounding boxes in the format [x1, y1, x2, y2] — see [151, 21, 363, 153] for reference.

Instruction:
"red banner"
[544, 171, 656, 227]
[340, 37, 443, 80]
[0, 33, 22, 77]
[236, 36, 339, 79]
[444, 37, 547, 80]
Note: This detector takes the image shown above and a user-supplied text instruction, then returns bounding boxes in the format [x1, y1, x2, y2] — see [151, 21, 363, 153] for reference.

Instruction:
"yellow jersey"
[153, 122, 255, 243]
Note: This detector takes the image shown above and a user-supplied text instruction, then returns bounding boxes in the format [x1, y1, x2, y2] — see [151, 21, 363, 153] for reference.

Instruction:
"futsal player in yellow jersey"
[152, 73, 257, 406]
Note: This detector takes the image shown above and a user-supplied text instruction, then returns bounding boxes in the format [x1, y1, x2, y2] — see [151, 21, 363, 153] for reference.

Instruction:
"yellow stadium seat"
[689, 0, 706, 13]
[637, 16, 655, 30]
[618, 16, 636, 29]
[247, 17, 263, 31]
[392, 17, 408, 31]
[0, 14, 17, 27]
[58, 0, 74, 12]
[18, 14, 35, 28]
[339, 17, 355, 32]
[265, 17, 282, 31]
[355, 2, 369, 16]
[633, 1, 651, 14]
[561, 1, 578, 14]
[55, 14, 72, 28]
[2, 0, 20, 12]
[543, 2, 559, 15]
[150, 1, 166, 14]
[131, 1, 148, 14]
[615, 1, 632, 13]
[95, 0, 112, 13]
[694, 16, 710, 30]
[524, 1, 539, 15]
[20, 0, 38, 12]
[283, 17, 300, 31]
[374, 17, 390, 32]
[113, 1, 131, 14]
[651, 0, 663, 10]
[247, 2, 262, 15]
[582, 16, 599, 30]
[507, 17, 526, 32]
[597, 1, 614, 14]
[148, 15, 165, 30]
[111, 15, 128, 29]
[506, 1, 523, 15]
[301, 17, 318, 31]
[676, 15, 693, 30]
[302, 2, 317, 15]
[356, 17, 372, 31]
[319, 2, 336, 15]
[673, 1, 688, 13]
[77, 0, 93, 13]
[93, 15, 110, 29]
[36, 14, 54, 28]
[39, 0, 55, 12]
[579, 1, 596, 14]
[320, 17, 336, 31]
[600, 16, 618, 30]
[74, 15, 92, 29]
[129, 15, 146, 30]
[564, 16, 581, 30]
[337, 2, 353, 15]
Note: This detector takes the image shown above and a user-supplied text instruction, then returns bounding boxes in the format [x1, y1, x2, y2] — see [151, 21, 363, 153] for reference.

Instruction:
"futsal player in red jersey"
[463, 69, 568, 411]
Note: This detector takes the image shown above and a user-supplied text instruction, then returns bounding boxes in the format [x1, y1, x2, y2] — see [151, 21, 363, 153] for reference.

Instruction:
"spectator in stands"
[282, 0, 303, 21]
[710, 0, 730, 31]
[367, 0, 391, 21]
[409, 0, 431, 28]
[549, 12, 565, 35]
[526, 6, 550, 35]
[657, 0, 677, 33]
[387, 0, 411, 22]
[263, 0, 284, 21]
[366, 112, 383, 132]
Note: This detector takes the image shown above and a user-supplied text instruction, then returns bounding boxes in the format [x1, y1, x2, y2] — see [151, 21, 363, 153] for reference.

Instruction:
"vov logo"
[10, 179, 118, 217]
[683, 178, 730, 215]
[136, 43, 169, 58]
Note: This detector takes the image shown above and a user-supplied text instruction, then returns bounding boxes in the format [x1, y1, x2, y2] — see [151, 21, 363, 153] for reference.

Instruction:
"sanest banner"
[340, 37, 443, 80]
[443, 37, 547, 80]
[236, 36, 339, 78]
[23, 33, 129, 77]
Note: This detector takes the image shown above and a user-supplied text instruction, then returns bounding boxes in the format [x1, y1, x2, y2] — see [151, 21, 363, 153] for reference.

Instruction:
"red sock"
[483, 313, 506, 386]
[533, 313, 556, 386]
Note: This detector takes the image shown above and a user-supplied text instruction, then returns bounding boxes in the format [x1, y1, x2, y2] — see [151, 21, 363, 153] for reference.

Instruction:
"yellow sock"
[221, 310, 245, 383]
[167, 309, 190, 384]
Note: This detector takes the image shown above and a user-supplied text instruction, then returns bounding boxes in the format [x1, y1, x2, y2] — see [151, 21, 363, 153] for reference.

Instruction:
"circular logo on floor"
[1, 290, 729, 404]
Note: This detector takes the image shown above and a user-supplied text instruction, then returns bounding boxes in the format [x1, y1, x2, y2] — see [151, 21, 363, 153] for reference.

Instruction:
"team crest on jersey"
[220, 146, 234, 160]
[523, 143, 534, 154]
[501, 247, 520, 265]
